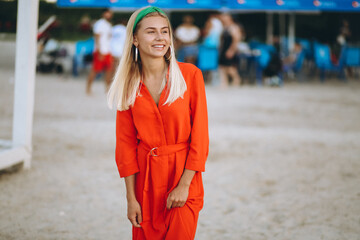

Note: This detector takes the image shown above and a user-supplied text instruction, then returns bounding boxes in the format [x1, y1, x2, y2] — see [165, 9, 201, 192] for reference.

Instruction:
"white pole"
[12, 0, 39, 169]
[288, 13, 296, 52]
[266, 12, 273, 45]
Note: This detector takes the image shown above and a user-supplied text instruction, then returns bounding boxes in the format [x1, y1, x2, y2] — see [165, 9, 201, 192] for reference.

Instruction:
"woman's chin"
[150, 54, 167, 60]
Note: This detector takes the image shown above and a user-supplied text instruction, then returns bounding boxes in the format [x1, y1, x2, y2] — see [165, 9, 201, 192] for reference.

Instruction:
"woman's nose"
[155, 32, 164, 40]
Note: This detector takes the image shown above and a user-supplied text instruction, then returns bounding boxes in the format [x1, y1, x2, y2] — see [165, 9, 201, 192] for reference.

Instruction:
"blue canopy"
[56, 0, 222, 10]
[57, 0, 360, 12]
[225, 0, 360, 12]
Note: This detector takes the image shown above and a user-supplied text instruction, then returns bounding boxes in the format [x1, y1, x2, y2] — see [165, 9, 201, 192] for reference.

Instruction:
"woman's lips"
[152, 44, 165, 50]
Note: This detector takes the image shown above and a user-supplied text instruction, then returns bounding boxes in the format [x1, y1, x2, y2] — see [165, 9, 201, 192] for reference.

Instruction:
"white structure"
[266, 12, 296, 53]
[0, 0, 39, 170]
[288, 13, 296, 51]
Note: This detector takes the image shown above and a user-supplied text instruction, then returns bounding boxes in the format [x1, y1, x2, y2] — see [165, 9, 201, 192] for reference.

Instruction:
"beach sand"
[1, 41, 360, 239]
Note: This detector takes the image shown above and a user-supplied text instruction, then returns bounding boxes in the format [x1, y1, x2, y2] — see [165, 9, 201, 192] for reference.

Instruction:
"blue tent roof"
[226, 0, 360, 12]
[57, 0, 360, 12]
[56, 0, 222, 10]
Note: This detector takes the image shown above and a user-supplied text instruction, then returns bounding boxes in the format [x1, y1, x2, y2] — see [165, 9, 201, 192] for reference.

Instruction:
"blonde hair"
[107, 7, 186, 111]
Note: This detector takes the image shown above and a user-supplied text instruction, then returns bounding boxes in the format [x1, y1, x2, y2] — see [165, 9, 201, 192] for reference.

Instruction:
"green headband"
[133, 6, 166, 33]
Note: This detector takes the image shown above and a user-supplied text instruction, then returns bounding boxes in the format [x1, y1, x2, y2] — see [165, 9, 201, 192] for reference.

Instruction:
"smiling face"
[133, 15, 170, 61]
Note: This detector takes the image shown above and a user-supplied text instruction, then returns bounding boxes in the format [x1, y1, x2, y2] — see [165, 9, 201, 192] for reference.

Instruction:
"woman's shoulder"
[178, 62, 201, 75]
[177, 62, 203, 87]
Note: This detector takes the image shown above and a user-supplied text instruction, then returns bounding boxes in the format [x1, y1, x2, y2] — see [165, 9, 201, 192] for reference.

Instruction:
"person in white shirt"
[86, 8, 113, 95]
[110, 19, 127, 75]
[175, 15, 200, 64]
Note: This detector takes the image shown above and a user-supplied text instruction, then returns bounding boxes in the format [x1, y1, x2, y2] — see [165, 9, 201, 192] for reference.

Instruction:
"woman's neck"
[142, 58, 167, 82]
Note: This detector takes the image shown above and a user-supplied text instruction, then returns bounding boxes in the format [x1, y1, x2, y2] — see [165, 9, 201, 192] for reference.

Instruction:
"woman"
[107, 6, 209, 240]
[198, 14, 223, 83]
[218, 13, 242, 87]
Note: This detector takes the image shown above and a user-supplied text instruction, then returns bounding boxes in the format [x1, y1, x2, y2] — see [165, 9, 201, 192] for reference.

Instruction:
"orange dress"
[115, 62, 209, 240]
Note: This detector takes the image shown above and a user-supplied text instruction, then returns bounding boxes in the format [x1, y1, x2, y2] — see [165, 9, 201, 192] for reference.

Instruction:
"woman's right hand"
[127, 199, 142, 228]
[225, 49, 235, 59]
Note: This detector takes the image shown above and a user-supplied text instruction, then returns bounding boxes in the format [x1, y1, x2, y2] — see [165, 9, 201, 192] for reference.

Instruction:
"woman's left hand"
[166, 184, 190, 209]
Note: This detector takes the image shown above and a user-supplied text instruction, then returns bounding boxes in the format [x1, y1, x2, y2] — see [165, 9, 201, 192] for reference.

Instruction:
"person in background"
[202, 14, 223, 49]
[110, 18, 127, 75]
[238, 22, 246, 43]
[282, 41, 302, 76]
[218, 13, 242, 87]
[338, 19, 351, 45]
[175, 15, 201, 64]
[107, 6, 209, 239]
[79, 14, 91, 33]
[86, 8, 113, 95]
[335, 19, 352, 75]
[200, 14, 223, 84]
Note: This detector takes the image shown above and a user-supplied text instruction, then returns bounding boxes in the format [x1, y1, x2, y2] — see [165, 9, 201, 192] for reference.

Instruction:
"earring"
[165, 46, 172, 61]
[135, 47, 138, 62]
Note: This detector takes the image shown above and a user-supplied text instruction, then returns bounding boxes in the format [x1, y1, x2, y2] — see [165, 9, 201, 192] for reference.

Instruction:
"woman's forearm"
[124, 174, 137, 202]
[178, 169, 196, 188]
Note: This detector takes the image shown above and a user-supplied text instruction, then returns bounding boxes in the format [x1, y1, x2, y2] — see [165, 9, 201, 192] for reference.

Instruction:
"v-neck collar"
[140, 65, 170, 108]
[140, 82, 167, 108]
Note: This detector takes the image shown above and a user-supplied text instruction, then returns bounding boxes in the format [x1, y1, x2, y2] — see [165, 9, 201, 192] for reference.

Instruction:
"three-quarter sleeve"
[185, 68, 209, 172]
[115, 109, 139, 178]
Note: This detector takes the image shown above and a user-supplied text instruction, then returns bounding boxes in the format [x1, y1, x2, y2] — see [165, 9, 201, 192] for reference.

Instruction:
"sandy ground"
[1, 41, 360, 240]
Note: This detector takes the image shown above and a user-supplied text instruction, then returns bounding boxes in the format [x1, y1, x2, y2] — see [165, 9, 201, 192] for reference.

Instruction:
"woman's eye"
[162, 31, 168, 34]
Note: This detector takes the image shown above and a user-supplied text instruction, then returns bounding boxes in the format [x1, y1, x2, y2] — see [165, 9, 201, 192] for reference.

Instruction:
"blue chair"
[342, 46, 360, 79]
[313, 43, 345, 82]
[72, 37, 94, 76]
[297, 38, 313, 61]
[293, 50, 306, 74]
[343, 46, 360, 67]
[248, 40, 262, 50]
[283, 49, 306, 81]
[257, 45, 273, 68]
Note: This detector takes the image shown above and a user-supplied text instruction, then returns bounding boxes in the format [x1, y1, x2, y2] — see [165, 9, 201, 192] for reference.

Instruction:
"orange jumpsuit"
[115, 62, 209, 240]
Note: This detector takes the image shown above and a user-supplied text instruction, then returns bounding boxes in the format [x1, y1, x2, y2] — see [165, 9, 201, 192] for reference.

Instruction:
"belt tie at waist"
[139, 142, 189, 231]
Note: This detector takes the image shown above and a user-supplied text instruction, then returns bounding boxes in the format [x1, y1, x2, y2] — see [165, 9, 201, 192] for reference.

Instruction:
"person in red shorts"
[86, 9, 113, 95]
